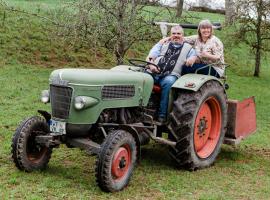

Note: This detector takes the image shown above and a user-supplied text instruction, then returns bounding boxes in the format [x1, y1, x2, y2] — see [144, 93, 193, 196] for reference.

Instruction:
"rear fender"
[168, 74, 224, 115]
[172, 74, 223, 92]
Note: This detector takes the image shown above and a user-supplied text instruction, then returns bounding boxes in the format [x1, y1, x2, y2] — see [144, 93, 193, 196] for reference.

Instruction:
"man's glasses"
[172, 32, 182, 35]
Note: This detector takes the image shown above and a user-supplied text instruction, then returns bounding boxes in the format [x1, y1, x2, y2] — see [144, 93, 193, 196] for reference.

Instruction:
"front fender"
[172, 74, 223, 92]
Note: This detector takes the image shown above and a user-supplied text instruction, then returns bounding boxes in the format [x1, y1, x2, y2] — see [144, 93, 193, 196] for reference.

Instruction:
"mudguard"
[172, 73, 223, 91]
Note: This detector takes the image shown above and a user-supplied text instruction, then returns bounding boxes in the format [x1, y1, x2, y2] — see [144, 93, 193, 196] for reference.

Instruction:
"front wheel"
[168, 80, 227, 170]
[95, 130, 137, 192]
[11, 116, 52, 172]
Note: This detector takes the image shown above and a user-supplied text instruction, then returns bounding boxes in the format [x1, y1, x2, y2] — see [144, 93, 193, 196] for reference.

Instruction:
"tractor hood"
[48, 68, 154, 124]
[49, 68, 152, 86]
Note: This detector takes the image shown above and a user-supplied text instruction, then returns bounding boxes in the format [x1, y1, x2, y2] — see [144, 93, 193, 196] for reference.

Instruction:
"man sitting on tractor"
[147, 25, 197, 123]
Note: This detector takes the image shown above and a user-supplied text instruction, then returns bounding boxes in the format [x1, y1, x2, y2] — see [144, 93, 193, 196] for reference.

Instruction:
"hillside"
[1, 1, 270, 199]
[0, 0, 228, 67]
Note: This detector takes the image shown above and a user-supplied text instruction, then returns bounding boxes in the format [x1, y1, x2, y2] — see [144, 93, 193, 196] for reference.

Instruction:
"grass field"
[1, 1, 270, 199]
[1, 65, 270, 200]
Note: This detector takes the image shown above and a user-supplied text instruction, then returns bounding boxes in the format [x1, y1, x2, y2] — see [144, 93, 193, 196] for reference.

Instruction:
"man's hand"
[148, 64, 160, 73]
[146, 58, 160, 73]
[185, 56, 197, 66]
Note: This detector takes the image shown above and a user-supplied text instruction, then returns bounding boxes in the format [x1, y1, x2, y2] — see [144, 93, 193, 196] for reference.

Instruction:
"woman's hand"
[159, 37, 171, 45]
[199, 51, 220, 61]
[199, 51, 211, 58]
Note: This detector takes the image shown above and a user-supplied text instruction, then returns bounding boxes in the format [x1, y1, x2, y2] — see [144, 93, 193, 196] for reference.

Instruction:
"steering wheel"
[128, 59, 161, 72]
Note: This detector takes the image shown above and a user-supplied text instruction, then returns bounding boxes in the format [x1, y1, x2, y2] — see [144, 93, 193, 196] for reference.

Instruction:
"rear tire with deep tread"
[95, 130, 137, 192]
[11, 116, 52, 172]
[168, 80, 227, 170]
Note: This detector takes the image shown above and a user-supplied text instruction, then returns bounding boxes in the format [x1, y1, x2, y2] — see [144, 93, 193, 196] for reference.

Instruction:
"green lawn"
[1, 0, 270, 199]
[1, 64, 270, 200]
[3, 0, 71, 10]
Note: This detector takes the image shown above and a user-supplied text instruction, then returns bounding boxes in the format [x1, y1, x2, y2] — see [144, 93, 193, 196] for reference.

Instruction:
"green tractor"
[11, 23, 256, 192]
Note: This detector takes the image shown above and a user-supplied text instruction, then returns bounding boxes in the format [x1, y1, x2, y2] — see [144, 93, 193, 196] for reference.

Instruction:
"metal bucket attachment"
[224, 96, 257, 145]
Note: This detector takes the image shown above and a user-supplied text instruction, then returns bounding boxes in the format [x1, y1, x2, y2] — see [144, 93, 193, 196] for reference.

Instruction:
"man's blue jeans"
[153, 75, 178, 118]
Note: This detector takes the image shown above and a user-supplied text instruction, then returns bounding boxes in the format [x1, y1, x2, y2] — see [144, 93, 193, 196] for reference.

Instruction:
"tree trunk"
[176, 0, 184, 17]
[225, 0, 235, 25]
[254, 47, 261, 77]
[254, 0, 263, 77]
[115, 0, 126, 65]
[115, 41, 125, 65]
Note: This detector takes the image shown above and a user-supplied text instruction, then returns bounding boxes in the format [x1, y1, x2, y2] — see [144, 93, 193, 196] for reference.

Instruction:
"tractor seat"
[152, 85, 161, 93]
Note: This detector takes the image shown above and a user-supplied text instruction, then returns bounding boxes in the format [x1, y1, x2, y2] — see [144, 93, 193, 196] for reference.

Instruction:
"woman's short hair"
[198, 20, 213, 41]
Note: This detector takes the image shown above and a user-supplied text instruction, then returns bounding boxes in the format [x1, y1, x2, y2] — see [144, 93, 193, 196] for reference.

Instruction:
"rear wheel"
[11, 116, 52, 172]
[95, 130, 137, 192]
[168, 81, 227, 170]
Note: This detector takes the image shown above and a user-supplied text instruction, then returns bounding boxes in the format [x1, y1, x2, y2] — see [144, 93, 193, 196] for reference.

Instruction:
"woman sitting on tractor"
[159, 19, 225, 78]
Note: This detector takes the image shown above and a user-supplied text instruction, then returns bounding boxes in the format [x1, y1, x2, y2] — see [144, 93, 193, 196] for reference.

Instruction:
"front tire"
[168, 81, 227, 170]
[95, 130, 137, 192]
[11, 116, 52, 172]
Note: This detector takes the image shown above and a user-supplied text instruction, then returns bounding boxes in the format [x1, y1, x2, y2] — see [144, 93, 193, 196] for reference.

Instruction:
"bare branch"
[0, 1, 61, 26]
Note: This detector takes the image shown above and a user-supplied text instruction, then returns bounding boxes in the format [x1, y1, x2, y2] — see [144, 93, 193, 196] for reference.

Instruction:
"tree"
[54, 0, 162, 65]
[140, 0, 160, 6]
[225, 0, 236, 25]
[199, 0, 210, 8]
[176, 0, 184, 17]
[235, 0, 270, 77]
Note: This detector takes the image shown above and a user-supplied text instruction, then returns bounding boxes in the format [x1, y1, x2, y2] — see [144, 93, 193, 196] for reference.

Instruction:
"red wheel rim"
[194, 97, 221, 159]
[111, 145, 131, 181]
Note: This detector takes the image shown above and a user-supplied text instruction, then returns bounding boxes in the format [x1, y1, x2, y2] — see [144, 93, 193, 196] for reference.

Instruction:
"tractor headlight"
[74, 96, 86, 110]
[41, 90, 50, 103]
[74, 96, 99, 110]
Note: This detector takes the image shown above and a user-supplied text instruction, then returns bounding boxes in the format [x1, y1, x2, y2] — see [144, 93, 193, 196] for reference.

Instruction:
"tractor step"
[66, 138, 101, 155]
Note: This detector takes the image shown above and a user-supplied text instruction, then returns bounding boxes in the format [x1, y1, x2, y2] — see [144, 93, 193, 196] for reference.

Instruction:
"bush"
[189, 6, 225, 15]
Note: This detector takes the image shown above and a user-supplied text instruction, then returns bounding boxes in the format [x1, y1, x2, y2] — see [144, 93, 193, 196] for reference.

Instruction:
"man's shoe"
[156, 117, 166, 125]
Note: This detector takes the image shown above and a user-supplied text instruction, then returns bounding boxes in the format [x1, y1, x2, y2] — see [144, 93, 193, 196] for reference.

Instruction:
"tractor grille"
[102, 85, 135, 100]
[50, 85, 73, 119]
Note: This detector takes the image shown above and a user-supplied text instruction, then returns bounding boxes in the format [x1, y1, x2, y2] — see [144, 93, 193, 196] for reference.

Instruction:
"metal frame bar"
[98, 122, 176, 147]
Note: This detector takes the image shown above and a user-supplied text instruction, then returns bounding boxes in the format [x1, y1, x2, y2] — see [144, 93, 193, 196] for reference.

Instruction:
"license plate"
[50, 119, 66, 135]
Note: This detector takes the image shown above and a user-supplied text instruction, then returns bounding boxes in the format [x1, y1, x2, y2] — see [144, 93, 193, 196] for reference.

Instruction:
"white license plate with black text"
[50, 119, 66, 135]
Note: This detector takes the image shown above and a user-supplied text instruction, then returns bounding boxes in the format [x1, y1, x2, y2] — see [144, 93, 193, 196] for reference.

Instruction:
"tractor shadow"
[39, 144, 178, 192]
[37, 144, 268, 192]
[139, 143, 178, 170]
[140, 143, 265, 170]
[41, 150, 98, 191]
[219, 144, 270, 161]
[218, 145, 246, 161]
[215, 144, 270, 170]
